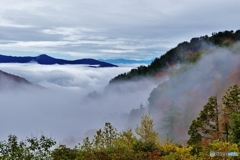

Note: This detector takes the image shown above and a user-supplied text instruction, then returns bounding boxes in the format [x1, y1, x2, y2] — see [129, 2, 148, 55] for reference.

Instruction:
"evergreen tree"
[188, 96, 221, 144]
[161, 101, 180, 141]
[200, 96, 221, 140]
[187, 119, 203, 155]
[230, 113, 240, 144]
[222, 84, 240, 142]
[187, 119, 202, 145]
[222, 84, 240, 114]
[187, 96, 221, 155]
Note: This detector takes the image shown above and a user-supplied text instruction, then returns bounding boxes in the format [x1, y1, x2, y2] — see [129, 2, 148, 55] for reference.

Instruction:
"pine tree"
[222, 84, 240, 114]
[200, 96, 221, 140]
[188, 96, 221, 144]
[230, 113, 240, 144]
[222, 84, 240, 142]
[187, 96, 221, 155]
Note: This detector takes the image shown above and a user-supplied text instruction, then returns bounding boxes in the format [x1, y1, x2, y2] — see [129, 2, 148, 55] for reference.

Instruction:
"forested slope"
[110, 30, 240, 83]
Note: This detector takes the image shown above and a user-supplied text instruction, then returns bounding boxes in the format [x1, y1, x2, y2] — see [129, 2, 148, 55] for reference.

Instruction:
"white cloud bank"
[0, 64, 156, 146]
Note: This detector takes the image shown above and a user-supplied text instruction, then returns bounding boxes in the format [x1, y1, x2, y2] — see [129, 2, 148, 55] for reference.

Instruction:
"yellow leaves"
[175, 145, 193, 153]
[158, 141, 192, 154]
[159, 143, 195, 160]
[198, 140, 240, 160]
[158, 142, 176, 153]
[207, 140, 239, 152]
[157, 140, 240, 160]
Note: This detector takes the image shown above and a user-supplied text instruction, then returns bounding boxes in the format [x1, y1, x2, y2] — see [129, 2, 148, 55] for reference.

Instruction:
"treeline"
[0, 85, 240, 159]
[109, 30, 240, 83]
[188, 85, 240, 156]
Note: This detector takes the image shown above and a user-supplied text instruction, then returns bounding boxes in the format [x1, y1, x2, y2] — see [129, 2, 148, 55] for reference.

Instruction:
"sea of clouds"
[0, 64, 156, 146]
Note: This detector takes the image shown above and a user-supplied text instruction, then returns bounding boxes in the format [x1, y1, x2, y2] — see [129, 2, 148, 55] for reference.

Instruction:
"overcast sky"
[0, 0, 239, 60]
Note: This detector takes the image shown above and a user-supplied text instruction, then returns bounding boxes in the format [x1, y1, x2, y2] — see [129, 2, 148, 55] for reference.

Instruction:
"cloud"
[0, 64, 156, 146]
[0, 0, 239, 60]
[100, 49, 135, 54]
[42, 27, 98, 41]
[0, 17, 33, 28]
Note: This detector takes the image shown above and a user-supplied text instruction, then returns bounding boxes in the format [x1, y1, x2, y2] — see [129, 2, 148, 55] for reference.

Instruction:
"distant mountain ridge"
[99, 58, 153, 64]
[0, 54, 118, 67]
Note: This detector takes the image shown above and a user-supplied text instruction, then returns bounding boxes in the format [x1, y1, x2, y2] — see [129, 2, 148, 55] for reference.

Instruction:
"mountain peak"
[38, 54, 51, 58]
[0, 54, 117, 67]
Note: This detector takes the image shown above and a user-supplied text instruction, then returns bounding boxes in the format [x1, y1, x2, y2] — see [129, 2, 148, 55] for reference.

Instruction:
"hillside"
[0, 70, 39, 90]
[108, 29, 240, 142]
[0, 54, 118, 67]
[109, 30, 240, 83]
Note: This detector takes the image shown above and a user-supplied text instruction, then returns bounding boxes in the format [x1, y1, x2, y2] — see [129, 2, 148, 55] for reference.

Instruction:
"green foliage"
[93, 122, 118, 149]
[186, 85, 240, 158]
[133, 140, 158, 153]
[0, 135, 56, 160]
[187, 119, 202, 145]
[187, 119, 203, 155]
[222, 84, 240, 114]
[113, 129, 136, 150]
[0, 135, 26, 160]
[76, 117, 162, 160]
[77, 122, 136, 160]
[162, 146, 195, 160]
[230, 113, 240, 144]
[51, 145, 77, 160]
[187, 96, 222, 156]
[187, 50, 202, 63]
[188, 96, 220, 145]
[80, 137, 93, 152]
[222, 84, 240, 142]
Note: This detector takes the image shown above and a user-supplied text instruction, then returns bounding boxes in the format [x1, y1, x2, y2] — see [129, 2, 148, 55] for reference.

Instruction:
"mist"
[149, 42, 240, 142]
[0, 64, 157, 146]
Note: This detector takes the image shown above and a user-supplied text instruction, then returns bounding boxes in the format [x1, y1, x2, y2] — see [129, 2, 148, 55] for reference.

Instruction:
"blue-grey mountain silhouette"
[0, 54, 118, 67]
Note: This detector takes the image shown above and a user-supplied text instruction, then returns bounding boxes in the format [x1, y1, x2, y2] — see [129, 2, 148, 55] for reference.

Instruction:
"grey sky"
[0, 0, 239, 60]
